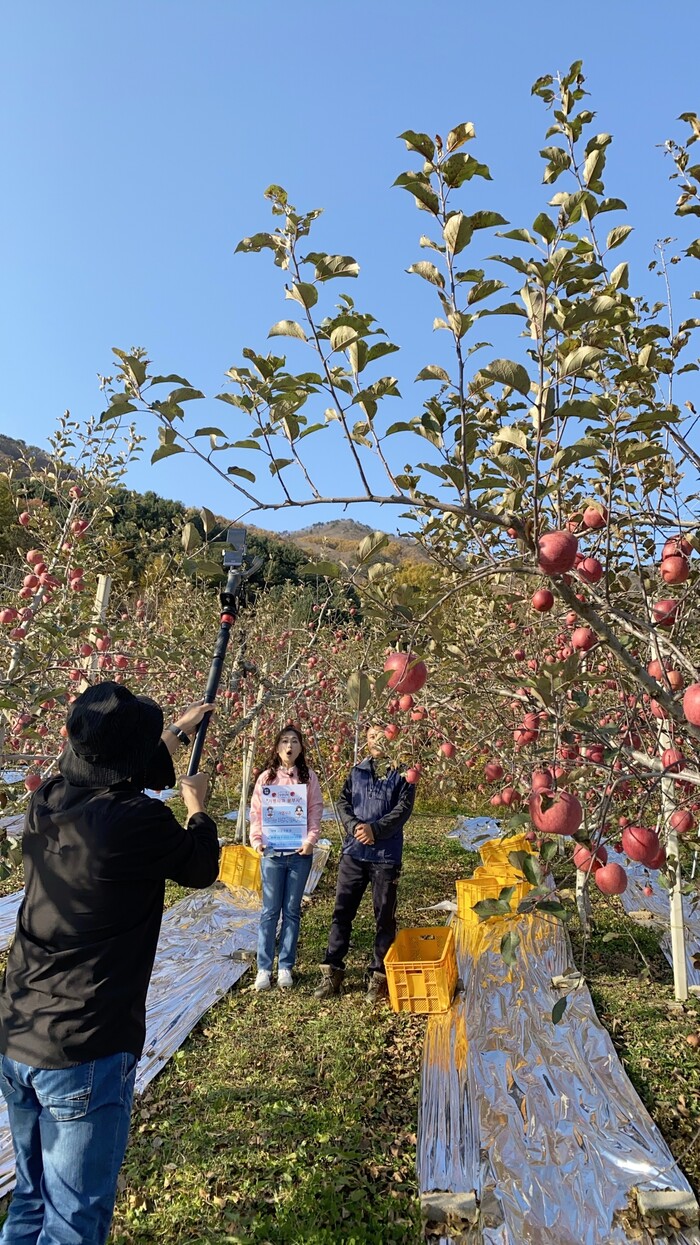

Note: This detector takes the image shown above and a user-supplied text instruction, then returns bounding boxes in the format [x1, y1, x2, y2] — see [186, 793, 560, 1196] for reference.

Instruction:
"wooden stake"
[659, 724, 688, 1002]
[80, 575, 112, 692]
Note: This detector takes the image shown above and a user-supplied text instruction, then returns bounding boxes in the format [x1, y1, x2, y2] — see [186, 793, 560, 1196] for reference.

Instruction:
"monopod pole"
[187, 574, 240, 777]
[187, 528, 263, 778]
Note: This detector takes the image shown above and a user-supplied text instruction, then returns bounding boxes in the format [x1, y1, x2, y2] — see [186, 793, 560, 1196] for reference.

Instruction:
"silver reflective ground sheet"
[0, 838, 331, 1198]
[418, 821, 699, 1244]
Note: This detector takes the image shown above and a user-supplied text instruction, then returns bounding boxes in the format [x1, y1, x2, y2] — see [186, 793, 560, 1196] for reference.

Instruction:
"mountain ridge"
[0, 434, 426, 566]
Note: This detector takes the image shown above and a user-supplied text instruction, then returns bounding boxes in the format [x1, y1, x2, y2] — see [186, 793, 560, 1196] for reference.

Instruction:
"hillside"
[279, 518, 429, 566]
[0, 434, 427, 576]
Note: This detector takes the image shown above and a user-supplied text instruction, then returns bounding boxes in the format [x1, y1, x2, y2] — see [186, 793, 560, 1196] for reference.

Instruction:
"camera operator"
[0, 681, 219, 1245]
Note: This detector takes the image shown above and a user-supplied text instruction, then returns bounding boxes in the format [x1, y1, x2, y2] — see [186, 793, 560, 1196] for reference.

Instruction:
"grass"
[111, 817, 468, 1245]
[0, 811, 698, 1241]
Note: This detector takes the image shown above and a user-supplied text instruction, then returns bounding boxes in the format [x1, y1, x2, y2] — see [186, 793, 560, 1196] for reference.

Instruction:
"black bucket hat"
[58, 681, 164, 788]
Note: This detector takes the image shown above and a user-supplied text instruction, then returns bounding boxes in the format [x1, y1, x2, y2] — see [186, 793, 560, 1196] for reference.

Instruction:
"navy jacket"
[336, 758, 415, 864]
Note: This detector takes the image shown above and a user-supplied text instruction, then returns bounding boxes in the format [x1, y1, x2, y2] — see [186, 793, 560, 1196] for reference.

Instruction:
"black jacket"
[0, 772, 219, 1069]
[337, 758, 414, 864]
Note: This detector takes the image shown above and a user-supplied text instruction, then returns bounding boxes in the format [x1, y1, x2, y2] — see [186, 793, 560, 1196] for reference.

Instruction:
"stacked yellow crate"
[456, 834, 533, 942]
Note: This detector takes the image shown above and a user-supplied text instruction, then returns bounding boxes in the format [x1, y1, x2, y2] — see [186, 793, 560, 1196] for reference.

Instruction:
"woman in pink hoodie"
[250, 724, 323, 992]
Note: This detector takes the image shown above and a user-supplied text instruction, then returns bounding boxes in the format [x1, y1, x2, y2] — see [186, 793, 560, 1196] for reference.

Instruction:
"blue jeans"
[257, 851, 313, 973]
[0, 1050, 138, 1245]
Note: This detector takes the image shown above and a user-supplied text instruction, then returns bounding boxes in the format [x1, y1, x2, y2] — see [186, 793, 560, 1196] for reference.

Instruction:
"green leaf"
[497, 228, 537, 245]
[606, 224, 633, 250]
[286, 281, 318, 309]
[150, 373, 193, 386]
[193, 427, 227, 438]
[474, 898, 511, 920]
[561, 346, 605, 376]
[200, 507, 216, 536]
[366, 341, 400, 363]
[540, 146, 571, 184]
[304, 253, 360, 281]
[167, 387, 204, 403]
[268, 320, 307, 341]
[406, 261, 445, 288]
[443, 212, 473, 255]
[189, 558, 225, 579]
[235, 232, 281, 254]
[151, 443, 185, 464]
[480, 358, 531, 395]
[393, 173, 441, 214]
[415, 364, 452, 383]
[533, 212, 556, 242]
[610, 262, 629, 290]
[597, 197, 627, 214]
[446, 122, 475, 152]
[181, 521, 202, 553]
[468, 210, 509, 231]
[551, 997, 567, 1024]
[398, 130, 435, 159]
[358, 531, 390, 561]
[346, 669, 371, 712]
[494, 426, 528, 451]
[442, 153, 492, 187]
[100, 401, 137, 424]
[536, 900, 567, 918]
[299, 561, 340, 578]
[227, 465, 256, 482]
[467, 278, 506, 306]
[330, 325, 360, 352]
[583, 147, 606, 187]
[500, 929, 520, 968]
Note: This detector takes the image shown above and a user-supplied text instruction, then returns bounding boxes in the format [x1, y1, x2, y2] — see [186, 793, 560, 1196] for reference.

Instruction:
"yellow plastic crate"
[456, 877, 501, 924]
[479, 834, 533, 868]
[218, 844, 262, 894]
[456, 874, 531, 924]
[385, 927, 458, 1015]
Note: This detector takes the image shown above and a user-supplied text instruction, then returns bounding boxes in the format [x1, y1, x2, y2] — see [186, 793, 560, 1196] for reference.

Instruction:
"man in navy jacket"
[314, 724, 415, 1003]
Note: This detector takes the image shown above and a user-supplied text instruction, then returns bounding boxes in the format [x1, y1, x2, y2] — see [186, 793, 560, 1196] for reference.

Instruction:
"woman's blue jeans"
[0, 1050, 137, 1245]
[257, 850, 312, 973]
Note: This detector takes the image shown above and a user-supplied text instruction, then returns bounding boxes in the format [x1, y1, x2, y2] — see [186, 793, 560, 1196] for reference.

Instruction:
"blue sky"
[2, 2, 700, 534]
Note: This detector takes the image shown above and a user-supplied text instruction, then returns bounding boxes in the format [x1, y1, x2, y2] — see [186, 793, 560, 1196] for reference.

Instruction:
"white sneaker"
[277, 968, 294, 990]
[254, 970, 271, 992]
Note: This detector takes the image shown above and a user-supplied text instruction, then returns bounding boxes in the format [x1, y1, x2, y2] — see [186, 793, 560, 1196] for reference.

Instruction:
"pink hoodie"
[249, 766, 323, 851]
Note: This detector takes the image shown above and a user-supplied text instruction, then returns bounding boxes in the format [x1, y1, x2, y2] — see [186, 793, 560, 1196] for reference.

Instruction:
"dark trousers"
[324, 853, 401, 975]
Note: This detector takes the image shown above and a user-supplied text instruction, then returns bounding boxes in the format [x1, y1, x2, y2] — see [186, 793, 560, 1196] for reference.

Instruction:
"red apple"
[529, 789, 582, 836]
[682, 683, 700, 727]
[621, 825, 659, 865]
[582, 505, 607, 529]
[573, 843, 608, 871]
[653, 599, 678, 628]
[660, 555, 689, 585]
[537, 530, 578, 575]
[571, 626, 596, 652]
[384, 651, 428, 695]
[532, 588, 554, 612]
[594, 862, 628, 895]
[670, 809, 694, 835]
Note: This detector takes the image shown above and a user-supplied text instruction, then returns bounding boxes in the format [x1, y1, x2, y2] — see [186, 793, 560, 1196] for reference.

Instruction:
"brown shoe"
[366, 971, 388, 1005]
[313, 964, 345, 999]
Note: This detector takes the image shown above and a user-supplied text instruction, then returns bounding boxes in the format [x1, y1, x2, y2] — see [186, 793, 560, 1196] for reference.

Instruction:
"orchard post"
[80, 574, 112, 691]
[659, 724, 689, 1002]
